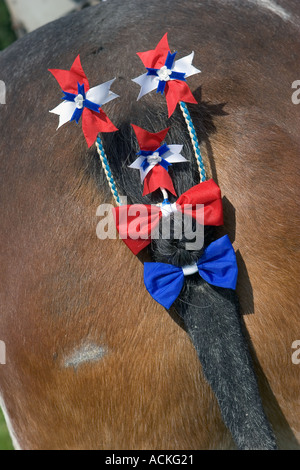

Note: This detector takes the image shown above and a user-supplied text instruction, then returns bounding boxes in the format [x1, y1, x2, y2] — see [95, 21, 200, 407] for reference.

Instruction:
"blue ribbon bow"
[146, 51, 186, 95]
[139, 144, 172, 172]
[62, 82, 101, 123]
[144, 235, 238, 309]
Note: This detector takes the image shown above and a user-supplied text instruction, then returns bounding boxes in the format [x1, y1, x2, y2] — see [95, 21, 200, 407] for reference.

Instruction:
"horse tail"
[152, 218, 277, 450]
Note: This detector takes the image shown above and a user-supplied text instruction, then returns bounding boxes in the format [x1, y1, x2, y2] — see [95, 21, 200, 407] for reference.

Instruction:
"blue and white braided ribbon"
[96, 136, 122, 206]
[180, 101, 206, 183]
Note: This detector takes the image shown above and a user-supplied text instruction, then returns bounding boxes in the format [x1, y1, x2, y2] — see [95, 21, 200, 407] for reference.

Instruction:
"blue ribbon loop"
[62, 82, 101, 124]
[138, 143, 170, 158]
[165, 51, 177, 70]
[162, 199, 171, 206]
[71, 107, 83, 124]
[62, 91, 77, 101]
[157, 79, 167, 95]
[144, 235, 238, 309]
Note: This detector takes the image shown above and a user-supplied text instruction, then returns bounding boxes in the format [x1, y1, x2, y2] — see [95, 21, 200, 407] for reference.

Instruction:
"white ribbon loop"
[182, 263, 198, 277]
[160, 203, 178, 218]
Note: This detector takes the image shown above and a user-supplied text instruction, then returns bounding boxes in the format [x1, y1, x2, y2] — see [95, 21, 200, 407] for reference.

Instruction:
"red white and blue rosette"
[132, 33, 201, 117]
[49, 55, 119, 147]
[129, 124, 188, 196]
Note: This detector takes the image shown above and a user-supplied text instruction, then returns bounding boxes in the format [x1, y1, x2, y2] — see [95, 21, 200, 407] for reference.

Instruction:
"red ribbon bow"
[113, 179, 224, 255]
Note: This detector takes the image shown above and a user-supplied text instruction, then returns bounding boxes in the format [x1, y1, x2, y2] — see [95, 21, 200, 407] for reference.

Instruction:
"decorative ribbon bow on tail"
[144, 235, 238, 309]
[49, 55, 119, 147]
[132, 33, 201, 117]
[113, 179, 224, 255]
[129, 124, 188, 196]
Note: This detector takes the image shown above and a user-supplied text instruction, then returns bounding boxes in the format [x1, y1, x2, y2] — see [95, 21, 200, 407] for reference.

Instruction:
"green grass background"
[0, 409, 13, 450]
[0, 0, 17, 50]
[0, 0, 16, 450]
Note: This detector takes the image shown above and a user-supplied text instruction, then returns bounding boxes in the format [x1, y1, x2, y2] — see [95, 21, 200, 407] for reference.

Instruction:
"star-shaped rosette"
[49, 55, 119, 147]
[132, 33, 201, 117]
[129, 124, 188, 196]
